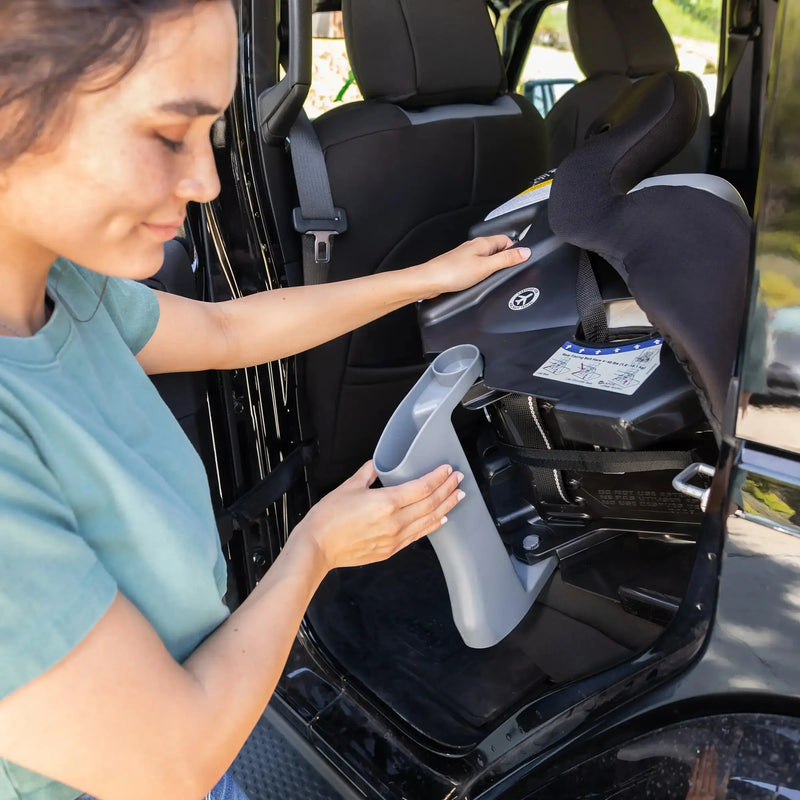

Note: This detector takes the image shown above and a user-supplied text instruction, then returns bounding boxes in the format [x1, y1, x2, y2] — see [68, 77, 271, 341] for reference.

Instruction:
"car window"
[517, 0, 722, 117]
[305, 10, 362, 119]
[737, 11, 800, 452]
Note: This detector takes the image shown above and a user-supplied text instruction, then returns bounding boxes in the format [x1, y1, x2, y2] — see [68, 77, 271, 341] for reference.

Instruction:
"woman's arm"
[136, 235, 529, 374]
[0, 462, 463, 800]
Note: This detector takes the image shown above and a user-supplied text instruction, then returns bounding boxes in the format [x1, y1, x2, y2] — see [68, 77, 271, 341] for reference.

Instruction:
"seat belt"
[576, 249, 609, 342]
[288, 110, 347, 285]
[712, 0, 761, 180]
[215, 440, 317, 542]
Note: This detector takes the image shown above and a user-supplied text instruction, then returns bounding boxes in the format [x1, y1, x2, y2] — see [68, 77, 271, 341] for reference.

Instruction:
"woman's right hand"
[296, 461, 465, 571]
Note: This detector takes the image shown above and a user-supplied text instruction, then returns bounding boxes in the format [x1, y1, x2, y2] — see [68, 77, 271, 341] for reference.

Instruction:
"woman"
[0, 2, 530, 799]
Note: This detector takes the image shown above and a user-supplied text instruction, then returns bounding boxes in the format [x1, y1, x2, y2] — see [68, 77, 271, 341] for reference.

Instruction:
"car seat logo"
[509, 287, 540, 311]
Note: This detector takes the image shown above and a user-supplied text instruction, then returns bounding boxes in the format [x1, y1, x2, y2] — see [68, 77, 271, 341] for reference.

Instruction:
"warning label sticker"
[533, 338, 663, 395]
[485, 169, 556, 221]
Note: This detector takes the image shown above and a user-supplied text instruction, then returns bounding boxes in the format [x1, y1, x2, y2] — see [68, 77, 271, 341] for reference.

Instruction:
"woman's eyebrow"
[157, 99, 225, 117]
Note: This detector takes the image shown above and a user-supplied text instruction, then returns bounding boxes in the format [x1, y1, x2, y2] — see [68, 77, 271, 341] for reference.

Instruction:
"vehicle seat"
[546, 0, 710, 174]
[304, 0, 549, 491]
[144, 239, 210, 459]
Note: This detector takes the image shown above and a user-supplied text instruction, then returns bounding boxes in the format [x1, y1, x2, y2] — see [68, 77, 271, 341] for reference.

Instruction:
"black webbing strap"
[216, 441, 317, 537]
[288, 111, 347, 285]
[501, 443, 693, 474]
[576, 249, 609, 342]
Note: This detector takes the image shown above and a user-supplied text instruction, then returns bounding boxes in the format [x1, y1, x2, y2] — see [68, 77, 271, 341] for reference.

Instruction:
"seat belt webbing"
[576, 249, 609, 342]
[288, 111, 347, 284]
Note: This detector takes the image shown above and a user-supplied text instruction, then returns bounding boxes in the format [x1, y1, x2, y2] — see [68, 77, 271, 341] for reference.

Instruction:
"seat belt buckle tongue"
[292, 207, 347, 264]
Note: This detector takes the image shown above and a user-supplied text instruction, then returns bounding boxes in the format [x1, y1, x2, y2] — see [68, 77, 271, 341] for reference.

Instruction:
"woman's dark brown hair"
[0, 0, 223, 166]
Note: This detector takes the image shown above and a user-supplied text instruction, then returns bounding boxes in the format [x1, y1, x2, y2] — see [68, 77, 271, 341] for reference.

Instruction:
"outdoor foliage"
[671, 0, 721, 28]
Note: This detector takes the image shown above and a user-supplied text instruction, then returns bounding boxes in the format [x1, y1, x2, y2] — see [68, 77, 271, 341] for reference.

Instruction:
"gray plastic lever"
[373, 344, 557, 649]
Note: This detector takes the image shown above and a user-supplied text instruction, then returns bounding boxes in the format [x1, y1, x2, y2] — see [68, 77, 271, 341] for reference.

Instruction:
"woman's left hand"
[413, 235, 531, 300]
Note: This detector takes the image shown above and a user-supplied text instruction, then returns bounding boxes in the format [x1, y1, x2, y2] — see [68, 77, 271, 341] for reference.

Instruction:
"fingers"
[500, 244, 531, 266]
[688, 746, 720, 800]
[468, 235, 531, 262]
[386, 464, 456, 509]
[701, 747, 717, 794]
[395, 470, 465, 535]
[349, 460, 378, 488]
[369, 467, 465, 557]
[384, 486, 463, 556]
[469, 234, 514, 255]
[689, 756, 701, 786]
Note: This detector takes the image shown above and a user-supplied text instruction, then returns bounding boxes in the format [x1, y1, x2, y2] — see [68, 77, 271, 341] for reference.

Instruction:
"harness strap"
[501, 443, 694, 474]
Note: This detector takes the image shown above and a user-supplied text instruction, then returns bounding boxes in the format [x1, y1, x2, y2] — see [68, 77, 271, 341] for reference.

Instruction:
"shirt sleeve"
[99, 273, 161, 355]
[0, 422, 118, 700]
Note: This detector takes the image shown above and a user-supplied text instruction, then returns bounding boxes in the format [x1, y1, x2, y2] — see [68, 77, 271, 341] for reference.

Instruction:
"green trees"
[671, 0, 720, 28]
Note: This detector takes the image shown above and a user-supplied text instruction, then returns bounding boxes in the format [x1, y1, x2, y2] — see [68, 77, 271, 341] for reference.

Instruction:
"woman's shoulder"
[48, 257, 108, 300]
[48, 258, 160, 354]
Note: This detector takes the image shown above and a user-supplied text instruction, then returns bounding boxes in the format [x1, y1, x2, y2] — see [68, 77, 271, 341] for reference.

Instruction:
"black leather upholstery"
[546, 0, 710, 173]
[304, 0, 549, 491]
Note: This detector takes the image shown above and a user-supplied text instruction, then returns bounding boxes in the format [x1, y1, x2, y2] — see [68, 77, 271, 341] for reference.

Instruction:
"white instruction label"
[485, 170, 556, 221]
[533, 338, 663, 395]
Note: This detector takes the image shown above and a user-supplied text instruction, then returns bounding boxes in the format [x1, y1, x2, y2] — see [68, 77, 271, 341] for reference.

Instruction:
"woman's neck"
[0, 230, 57, 337]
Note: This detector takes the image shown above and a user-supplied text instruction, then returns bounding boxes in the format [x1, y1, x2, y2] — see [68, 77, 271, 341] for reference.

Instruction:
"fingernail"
[445, 465, 453, 476]
[456, 471, 465, 485]
[517, 247, 531, 260]
[440, 516, 448, 525]
[456, 490, 466, 502]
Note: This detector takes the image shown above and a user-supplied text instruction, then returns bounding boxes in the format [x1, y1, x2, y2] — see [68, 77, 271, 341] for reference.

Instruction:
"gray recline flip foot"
[374, 344, 557, 648]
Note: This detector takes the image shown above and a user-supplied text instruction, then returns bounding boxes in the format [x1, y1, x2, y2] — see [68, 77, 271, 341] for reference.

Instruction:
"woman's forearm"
[213, 237, 528, 369]
[178, 531, 329, 791]
[216, 265, 423, 367]
[138, 237, 527, 376]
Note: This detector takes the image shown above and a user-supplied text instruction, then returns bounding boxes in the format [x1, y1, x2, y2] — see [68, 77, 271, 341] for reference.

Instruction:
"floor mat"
[306, 541, 632, 749]
[231, 715, 344, 800]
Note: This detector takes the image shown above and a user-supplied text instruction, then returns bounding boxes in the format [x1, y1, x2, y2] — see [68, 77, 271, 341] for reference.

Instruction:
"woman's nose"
[175, 140, 221, 204]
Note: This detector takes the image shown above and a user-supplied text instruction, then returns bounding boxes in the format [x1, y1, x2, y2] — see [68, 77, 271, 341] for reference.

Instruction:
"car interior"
[160, 0, 776, 765]
[545, 0, 711, 172]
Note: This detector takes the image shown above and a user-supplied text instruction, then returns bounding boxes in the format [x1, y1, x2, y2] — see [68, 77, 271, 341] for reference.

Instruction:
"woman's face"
[0, 0, 238, 280]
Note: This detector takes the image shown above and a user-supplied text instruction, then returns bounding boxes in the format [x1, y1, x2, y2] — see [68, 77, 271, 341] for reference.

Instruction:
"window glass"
[517, 0, 722, 117]
[305, 11, 362, 119]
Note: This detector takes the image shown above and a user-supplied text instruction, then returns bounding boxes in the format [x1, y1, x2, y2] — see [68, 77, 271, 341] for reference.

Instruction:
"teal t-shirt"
[0, 260, 230, 800]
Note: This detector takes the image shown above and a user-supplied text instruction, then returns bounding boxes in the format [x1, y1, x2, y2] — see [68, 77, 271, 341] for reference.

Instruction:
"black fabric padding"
[549, 72, 752, 431]
[306, 95, 547, 490]
[569, 0, 678, 80]
[343, 0, 506, 107]
[585, 72, 702, 198]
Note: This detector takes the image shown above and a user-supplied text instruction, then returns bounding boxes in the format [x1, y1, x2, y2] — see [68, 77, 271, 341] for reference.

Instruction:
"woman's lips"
[142, 220, 183, 241]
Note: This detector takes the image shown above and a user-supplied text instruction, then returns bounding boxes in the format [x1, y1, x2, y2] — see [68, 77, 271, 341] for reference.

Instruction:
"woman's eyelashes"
[155, 133, 186, 153]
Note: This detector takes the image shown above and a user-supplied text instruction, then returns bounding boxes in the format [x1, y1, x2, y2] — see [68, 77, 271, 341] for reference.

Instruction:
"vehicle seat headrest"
[549, 72, 752, 434]
[569, 0, 679, 79]
[342, 0, 507, 108]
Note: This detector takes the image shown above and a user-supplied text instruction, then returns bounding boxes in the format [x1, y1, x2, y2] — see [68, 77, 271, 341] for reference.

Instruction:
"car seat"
[545, 0, 711, 173]
[303, 0, 550, 492]
[414, 72, 751, 633]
